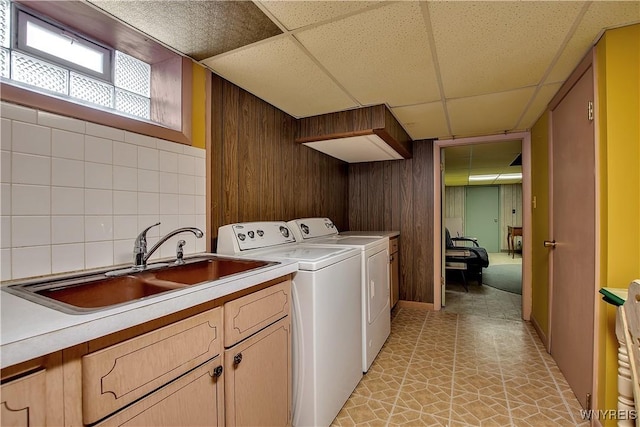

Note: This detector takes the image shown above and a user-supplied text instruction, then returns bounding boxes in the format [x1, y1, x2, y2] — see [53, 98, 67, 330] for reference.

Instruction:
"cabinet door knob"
[233, 353, 243, 366]
[211, 365, 223, 378]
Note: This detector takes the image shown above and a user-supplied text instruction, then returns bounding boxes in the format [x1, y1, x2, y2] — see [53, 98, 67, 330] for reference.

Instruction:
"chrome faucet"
[133, 223, 204, 270]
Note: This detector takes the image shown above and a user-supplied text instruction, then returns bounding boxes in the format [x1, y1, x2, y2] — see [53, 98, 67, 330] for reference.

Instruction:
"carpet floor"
[483, 263, 522, 294]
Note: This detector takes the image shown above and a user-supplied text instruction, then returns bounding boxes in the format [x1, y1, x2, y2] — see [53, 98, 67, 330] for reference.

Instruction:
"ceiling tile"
[518, 83, 563, 129]
[544, 1, 640, 84]
[295, 2, 440, 107]
[447, 88, 535, 137]
[89, 1, 281, 60]
[202, 37, 357, 118]
[429, 1, 585, 98]
[392, 102, 449, 140]
[259, 1, 381, 31]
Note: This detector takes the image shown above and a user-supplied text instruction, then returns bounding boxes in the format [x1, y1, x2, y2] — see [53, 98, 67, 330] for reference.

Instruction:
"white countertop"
[340, 230, 400, 238]
[1, 255, 298, 369]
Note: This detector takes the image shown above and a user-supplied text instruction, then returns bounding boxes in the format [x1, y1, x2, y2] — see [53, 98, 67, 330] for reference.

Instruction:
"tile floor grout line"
[447, 312, 459, 426]
[494, 333, 516, 426]
[523, 323, 583, 425]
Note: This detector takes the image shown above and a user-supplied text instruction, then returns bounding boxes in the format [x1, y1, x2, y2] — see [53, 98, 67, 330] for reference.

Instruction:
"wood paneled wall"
[208, 74, 349, 246]
[348, 140, 435, 304]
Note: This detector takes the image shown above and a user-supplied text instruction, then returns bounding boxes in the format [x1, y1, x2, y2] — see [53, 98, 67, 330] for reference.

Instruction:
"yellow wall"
[191, 63, 207, 149]
[530, 111, 550, 338]
[595, 23, 640, 422]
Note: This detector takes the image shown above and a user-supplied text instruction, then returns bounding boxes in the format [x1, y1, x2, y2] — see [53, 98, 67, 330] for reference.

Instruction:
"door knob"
[543, 240, 557, 248]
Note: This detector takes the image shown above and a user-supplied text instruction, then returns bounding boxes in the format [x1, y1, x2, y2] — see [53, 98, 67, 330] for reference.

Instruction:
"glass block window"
[115, 51, 151, 97]
[11, 51, 68, 95]
[3, 1, 153, 121]
[115, 88, 151, 119]
[70, 71, 114, 108]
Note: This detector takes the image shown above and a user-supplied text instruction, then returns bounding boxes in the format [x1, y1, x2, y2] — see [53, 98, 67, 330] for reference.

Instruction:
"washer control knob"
[279, 226, 290, 238]
[248, 231, 255, 238]
[238, 233, 246, 241]
[257, 229, 264, 237]
[301, 224, 309, 235]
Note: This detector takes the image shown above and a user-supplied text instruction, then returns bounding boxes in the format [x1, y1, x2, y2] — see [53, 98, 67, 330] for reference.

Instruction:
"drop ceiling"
[444, 140, 523, 187]
[87, 1, 639, 141]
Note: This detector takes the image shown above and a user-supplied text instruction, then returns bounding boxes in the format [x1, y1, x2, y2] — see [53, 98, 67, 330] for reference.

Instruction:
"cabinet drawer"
[96, 357, 224, 427]
[224, 280, 290, 348]
[0, 370, 46, 427]
[389, 237, 399, 254]
[83, 307, 222, 424]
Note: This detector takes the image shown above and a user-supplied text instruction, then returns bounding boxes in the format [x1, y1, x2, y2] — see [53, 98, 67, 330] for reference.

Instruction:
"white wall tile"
[195, 158, 206, 177]
[12, 122, 51, 156]
[184, 146, 205, 158]
[12, 185, 50, 215]
[1, 102, 37, 123]
[1, 216, 11, 248]
[1, 150, 11, 183]
[125, 132, 156, 148]
[113, 166, 138, 191]
[12, 246, 51, 279]
[1, 248, 11, 280]
[38, 112, 86, 133]
[113, 215, 138, 240]
[113, 142, 138, 167]
[159, 151, 178, 173]
[52, 243, 85, 274]
[52, 216, 84, 244]
[85, 241, 113, 269]
[138, 169, 159, 193]
[85, 216, 113, 242]
[113, 239, 134, 265]
[12, 216, 51, 246]
[86, 122, 124, 141]
[52, 129, 84, 160]
[159, 172, 179, 194]
[52, 158, 84, 187]
[12, 153, 50, 185]
[138, 147, 159, 171]
[85, 135, 113, 164]
[157, 139, 184, 154]
[1, 118, 11, 151]
[85, 189, 113, 215]
[159, 194, 179, 215]
[195, 195, 206, 216]
[138, 216, 160, 238]
[158, 215, 180, 236]
[1, 183, 10, 216]
[179, 174, 195, 195]
[138, 192, 159, 215]
[113, 191, 138, 215]
[195, 176, 206, 196]
[178, 154, 195, 176]
[52, 187, 84, 215]
[179, 214, 196, 228]
[178, 195, 195, 215]
[85, 163, 112, 190]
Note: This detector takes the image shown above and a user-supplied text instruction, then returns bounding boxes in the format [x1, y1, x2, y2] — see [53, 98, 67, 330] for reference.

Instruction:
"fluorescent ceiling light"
[469, 174, 498, 182]
[495, 173, 523, 180]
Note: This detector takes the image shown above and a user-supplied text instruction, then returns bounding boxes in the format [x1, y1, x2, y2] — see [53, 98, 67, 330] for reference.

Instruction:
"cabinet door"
[390, 252, 399, 308]
[225, 317, 291, 427]
[97, 358, 224, 427]
[0, 370, 46, 427]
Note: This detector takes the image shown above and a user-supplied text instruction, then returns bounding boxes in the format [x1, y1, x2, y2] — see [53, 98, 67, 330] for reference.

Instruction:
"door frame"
[433, 132, 532, 320]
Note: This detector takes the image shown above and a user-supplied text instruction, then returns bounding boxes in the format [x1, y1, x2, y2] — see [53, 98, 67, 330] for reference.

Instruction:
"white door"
[367, 248, 390, 324]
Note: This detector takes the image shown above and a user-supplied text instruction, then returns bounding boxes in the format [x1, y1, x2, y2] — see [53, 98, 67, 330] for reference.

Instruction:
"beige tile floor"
[332, 257, 589, 426]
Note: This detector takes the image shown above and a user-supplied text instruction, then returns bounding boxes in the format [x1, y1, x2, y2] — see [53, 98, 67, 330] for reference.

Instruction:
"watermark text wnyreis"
[580, 409, 637, 421]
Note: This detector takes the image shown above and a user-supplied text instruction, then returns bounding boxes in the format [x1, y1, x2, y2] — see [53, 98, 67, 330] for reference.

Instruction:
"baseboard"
[397, 300, 435, 311]
[530, 315, 549, 351]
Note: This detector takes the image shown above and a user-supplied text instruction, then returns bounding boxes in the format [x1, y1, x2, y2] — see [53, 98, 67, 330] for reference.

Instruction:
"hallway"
[331, 307, 588, 426]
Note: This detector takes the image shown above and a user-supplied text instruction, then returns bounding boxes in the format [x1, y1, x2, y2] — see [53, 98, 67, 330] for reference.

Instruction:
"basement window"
[1, 1, 152, 121]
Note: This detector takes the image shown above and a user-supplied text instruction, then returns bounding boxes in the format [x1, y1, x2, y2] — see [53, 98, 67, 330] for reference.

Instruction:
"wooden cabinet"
[224, 280, 291, 427]
[389, 236, 399, 308]
[83, 307, 223, 425]
[0, 370, 46, 427]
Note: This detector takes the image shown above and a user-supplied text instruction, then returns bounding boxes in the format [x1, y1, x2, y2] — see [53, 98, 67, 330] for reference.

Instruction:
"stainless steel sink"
[3, 255, 276, 314]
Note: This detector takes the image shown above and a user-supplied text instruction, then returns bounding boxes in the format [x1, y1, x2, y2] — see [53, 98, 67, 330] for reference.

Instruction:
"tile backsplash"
[0, 102, 207, 281]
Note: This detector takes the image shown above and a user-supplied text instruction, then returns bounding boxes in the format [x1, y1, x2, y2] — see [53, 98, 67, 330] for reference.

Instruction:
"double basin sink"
[3, 255, 275, 314]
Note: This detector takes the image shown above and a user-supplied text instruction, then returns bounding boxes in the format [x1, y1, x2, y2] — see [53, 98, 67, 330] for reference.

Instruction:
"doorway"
[433, 132, 532, 319]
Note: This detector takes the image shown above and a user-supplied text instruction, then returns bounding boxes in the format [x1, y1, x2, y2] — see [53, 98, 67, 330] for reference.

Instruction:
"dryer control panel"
[217, 222, 296, 254]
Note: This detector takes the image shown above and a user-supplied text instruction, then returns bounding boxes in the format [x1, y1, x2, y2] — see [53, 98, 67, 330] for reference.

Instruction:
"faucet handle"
[134, 222, 161, 267]
[175, 240, 186, 265]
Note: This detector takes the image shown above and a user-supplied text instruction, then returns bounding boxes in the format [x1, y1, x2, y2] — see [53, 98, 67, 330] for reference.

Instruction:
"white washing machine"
[286, 218, 390, 372]
[217, 221, 362, 427]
